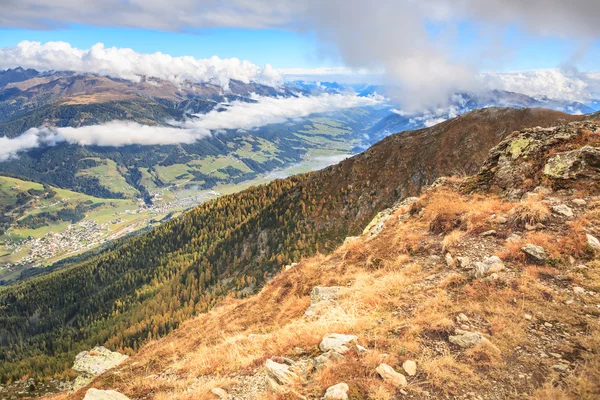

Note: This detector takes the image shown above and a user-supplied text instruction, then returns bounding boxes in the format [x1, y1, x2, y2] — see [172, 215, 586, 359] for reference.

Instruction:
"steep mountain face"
[0, 107, 587, 389]
[53, 118, 600, 400]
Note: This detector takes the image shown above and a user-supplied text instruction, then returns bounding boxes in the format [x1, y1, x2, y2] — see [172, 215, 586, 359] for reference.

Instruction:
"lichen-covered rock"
[522, 244, 547, 262]
[83, 388, 130, 400]
[552, 204, 574, 218]
[544, 146, 600, 180]
[322, 383, 349, 400]
[72, 347, 128, 391]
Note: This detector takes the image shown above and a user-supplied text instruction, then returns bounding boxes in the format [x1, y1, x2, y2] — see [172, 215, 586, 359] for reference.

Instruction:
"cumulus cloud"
[2, 1, 600, 108]
[0, 93, 383, 159]
[0, 41, 282, 88]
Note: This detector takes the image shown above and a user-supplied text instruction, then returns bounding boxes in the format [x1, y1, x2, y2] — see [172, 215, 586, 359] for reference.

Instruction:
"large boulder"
[544, 146, 600, 180]
[83, 388, 130, 400]
[72, 347, 128, 391]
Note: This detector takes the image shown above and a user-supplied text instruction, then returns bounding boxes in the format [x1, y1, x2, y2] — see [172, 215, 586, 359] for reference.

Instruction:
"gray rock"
[572, 198, 587, 206]
[481, 230, 497, 237]
[83, 388, 130, 400]
[313, 350, 344, 370]
[544, 146, 600, 181]
[445, 253, 454, 267]
[552, 204, 574, 218]
[473, 256, 505, 278]
[322, 383, 349, 400]
[456, 313, 469, 323]
[375, 363, 407, 387]
[456, 256, 471, 269]
[72, 347, 128, 391]
[522, 244, 547, 262]
[265, 359, 298, 386]
[573, 286, 586, 294]
[449, 329, 488, 348]
[319, 333, 357, 353]
[586, 234, 600, 251]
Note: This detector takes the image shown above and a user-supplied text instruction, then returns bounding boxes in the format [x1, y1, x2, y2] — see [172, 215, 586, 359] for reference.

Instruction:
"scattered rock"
[72, 347, 129, 391]
[456, 313, 469, 323]
[402, 360, 417, 376]
[552, 204, 574, 218]
[445, 253, 454, 267]
[305, 286, 343, 317]
[265, 359, 298, 388]
[552, 364, 569, 372]
[586, 234, 600, 251]
[521, 244, 547, 262]
[313, 350, 344, 370]
[319, 334, 358, 353]
[375, 363, 407, 387]
[573, 286, 586, 295]
[481, 230, 497, 237]
[322, 383, 349, 400]
[356, 344, 368, 353]
[473, 256, 505, 278]
[83, 388, 130, 400]
[211, 387, 228, 399]
[524, 313, 532, 321]
[284, 262, 298, 271]
[525, 223, 546, 231]
[449, 329, 488, 348]
[496, 216, 508, 224]
[456, 256, 471, 269]
[572, 198, 587, 206]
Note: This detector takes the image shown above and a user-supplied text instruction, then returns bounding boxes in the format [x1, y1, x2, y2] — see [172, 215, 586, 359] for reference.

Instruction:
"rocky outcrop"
[544, 146, 600, 180]
[83, 388, 130, 400]
[72, 347, 128, 391]
[363, 197, 419, 238]
[265, 359, 299, 390]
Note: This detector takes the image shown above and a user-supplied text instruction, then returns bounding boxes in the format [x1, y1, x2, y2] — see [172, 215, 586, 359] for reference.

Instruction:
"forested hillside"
[0, 107, 586, 384]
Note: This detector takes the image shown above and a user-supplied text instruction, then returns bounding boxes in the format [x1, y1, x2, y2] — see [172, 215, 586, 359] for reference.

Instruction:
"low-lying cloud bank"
[0, 41, 282, 88]
[0, 93, 382, 161]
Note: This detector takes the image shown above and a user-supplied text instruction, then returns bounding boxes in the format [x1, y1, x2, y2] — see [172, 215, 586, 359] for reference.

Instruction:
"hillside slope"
[0, 107, 588, 388]
[70, 119, 600, 400]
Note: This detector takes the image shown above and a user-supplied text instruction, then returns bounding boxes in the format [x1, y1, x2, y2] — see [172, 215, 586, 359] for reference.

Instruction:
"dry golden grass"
[509, 196, 551, 227]
[73, 187, 600, 400]
[442, 230, 466, 252]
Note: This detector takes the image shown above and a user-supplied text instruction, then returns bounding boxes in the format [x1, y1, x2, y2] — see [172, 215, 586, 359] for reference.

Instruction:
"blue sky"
[1, 24, 598, 72]
[0, 26, 328, 69]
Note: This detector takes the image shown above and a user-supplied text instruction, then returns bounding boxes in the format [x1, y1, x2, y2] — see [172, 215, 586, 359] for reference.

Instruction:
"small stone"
[356, 344, 368, 353]
[552, 364, 569, 372]
[473, 256, 505, 278]
[265, 359, 298, 386]
[83, 389, 130, 400]
[313, 350, 344, 370]
[524, 313, 532, 321]
[445, 253, 454, 267]
[376, 364, 407, 387]
[575, 264, 588, 271]
[586, 234, 600, 251]
[565, 299, 574, 305]
[211, 388, 228, 399]
[456, 256, 471, 269]
[323, 383, 349, 400]
[293, 347, 308, 355]
[573, 286, 586, 294]
[544, 322, 553, 328]
[481, 230, 496, 237]
[572, 199, 587, 206]
[319, 334, 358, 353]
[496, 216, 508, 224]
[525, 223, 545, 231]
[449, 329, 488, 348]
[522, 244, 547, 262]
[402, 360, 417, 376]
[552, 204, 574, 218]
[456, 313, 469, 323]
[549, 353, 562, 359]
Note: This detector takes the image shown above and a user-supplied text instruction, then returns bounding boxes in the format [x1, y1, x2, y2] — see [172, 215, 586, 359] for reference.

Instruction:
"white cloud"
[483, 70, 596, 102]
[0, 93, 383, 159]
[0, 41, 282, 88]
